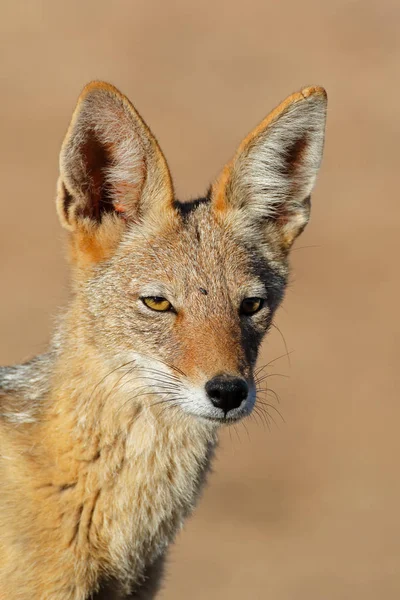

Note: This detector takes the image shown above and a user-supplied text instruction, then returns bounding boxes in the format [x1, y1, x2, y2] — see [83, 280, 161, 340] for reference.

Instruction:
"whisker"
[270, 322, 291, 368]
[153, 358, 187, 378]
[116, 388, 175, 415]
[291, 244, 320, 252]
[256, 400, 285, 423]
[255, 373, 289, 385]
[233, 424, 242, 444]
[256, 386, 281, 405]
[240, 419, 251, 441]
[253, 405, 270, 430]
[134, 375, 180, 387]
[99, 365, 139, 409]
[257, 403, 278, 428]
[134, 367, 182, 384]
[255, 350, 295, 377]
[89, 359, 137, 404]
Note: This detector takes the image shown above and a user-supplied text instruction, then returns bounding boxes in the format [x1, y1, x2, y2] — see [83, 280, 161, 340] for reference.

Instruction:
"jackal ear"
[56, 81, 173, 236]
[212, 86, 327, 250]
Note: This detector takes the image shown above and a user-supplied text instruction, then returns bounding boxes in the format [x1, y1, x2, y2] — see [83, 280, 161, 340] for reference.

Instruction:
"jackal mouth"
[178, 381, 256, 425]
[199, 407, 253, 425]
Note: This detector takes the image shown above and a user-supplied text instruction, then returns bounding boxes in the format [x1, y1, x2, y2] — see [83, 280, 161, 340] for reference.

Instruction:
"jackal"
[0, 82, 327, 599]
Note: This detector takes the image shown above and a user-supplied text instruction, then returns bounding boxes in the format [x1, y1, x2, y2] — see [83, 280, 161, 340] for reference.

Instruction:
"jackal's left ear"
[212, 86, 327, 250]
[57, 81, 173, 246]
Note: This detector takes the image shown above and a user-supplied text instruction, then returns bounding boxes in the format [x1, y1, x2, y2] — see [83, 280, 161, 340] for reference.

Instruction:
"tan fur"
[0, 82, 327, 599]
[1, 295, 218, 599]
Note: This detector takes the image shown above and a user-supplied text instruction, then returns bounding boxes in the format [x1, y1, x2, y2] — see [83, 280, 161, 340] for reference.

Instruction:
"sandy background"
[1, 1, 399, 598]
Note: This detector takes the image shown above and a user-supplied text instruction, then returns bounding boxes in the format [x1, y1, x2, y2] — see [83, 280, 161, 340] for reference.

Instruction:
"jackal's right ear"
[56, 82, 173, 262]
[212, 86, 327, 251]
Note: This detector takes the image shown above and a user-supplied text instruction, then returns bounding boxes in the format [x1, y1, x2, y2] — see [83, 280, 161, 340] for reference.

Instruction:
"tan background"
[1, 1, 399, 598]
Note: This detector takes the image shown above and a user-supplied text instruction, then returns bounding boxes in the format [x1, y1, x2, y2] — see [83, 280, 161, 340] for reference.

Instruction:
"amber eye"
[142, 297, 173, 312]
[240, 297, 264, 315]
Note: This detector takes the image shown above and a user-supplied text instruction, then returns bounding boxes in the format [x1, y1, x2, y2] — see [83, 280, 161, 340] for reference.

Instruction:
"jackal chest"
[62, 428, 216, 594]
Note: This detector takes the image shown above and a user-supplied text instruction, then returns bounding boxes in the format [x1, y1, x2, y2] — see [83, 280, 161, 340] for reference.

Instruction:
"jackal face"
[57, 82, 327, 424]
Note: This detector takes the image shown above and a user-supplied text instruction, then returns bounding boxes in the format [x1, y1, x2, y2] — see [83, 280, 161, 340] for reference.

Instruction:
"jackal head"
[56, 82, 327, 425]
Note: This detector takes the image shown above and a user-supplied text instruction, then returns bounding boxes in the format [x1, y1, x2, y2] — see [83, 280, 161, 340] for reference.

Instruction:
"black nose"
[205, 375, 249, 413]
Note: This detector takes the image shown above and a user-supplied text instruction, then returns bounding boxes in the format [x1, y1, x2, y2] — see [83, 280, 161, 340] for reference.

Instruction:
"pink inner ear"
[113, 202, 126, 213]
[78, 128, 145, 221]
[78, 133, 115, 221]
[286, 135, 308, 176]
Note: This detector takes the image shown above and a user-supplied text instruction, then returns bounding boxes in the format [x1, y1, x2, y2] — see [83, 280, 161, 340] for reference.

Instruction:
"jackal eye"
[142, 297, 173, 312]
[240, 297, 264, 315]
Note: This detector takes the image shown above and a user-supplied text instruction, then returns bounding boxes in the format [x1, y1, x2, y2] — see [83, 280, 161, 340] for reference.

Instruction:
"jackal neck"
[2, 318, 217, 597]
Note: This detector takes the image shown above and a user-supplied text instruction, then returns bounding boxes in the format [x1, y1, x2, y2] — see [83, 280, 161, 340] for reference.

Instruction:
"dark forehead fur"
[172, 194, 287, 314]
[173, 194, 211, 222]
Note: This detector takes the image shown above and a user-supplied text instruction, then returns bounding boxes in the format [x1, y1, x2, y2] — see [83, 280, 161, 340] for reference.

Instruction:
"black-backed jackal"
[0, 83, 327, 599]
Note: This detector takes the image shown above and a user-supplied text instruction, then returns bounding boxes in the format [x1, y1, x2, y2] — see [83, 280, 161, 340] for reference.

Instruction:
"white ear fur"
[57, 81, 173, 231]
[214, 87, 327, 248]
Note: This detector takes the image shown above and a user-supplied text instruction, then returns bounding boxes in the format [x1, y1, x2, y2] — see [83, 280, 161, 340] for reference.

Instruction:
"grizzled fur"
[0, 82, 327, 599]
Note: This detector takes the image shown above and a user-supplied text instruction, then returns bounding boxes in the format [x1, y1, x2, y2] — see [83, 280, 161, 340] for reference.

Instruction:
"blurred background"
[1, 1, 399, 598]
